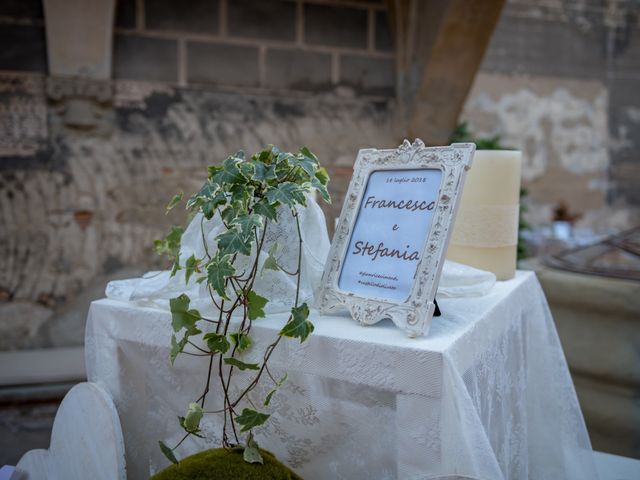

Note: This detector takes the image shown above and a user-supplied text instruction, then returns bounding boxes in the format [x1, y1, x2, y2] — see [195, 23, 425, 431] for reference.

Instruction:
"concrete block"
[0, 0, 43, 19]
[304, 4, 367, 49]
[0, 301, 53, 350]
[529, 260, 640, 457]
[44, 0, 115, 79]
[228, 0, 296, 42]
[113, 34, 178, 82]
[340, 54, 395, 95]
[0, 25, 47, 73]
[481, 15, 605, 80]
[375, 10, 393, 52]
[187, 42, 259, 87]
[115, 0, 136, 29]
[145, 0, 218, 34]
[266, 48, 332, 91]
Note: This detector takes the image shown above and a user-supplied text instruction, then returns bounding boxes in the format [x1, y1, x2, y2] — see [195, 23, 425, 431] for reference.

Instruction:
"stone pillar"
[43, 0, 115, 128]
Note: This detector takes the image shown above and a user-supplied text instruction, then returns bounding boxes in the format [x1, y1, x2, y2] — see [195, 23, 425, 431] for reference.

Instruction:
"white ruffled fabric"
[105, 197, 496, 308]
[106, 196, 331, 315]
[437, 260, 496, 298]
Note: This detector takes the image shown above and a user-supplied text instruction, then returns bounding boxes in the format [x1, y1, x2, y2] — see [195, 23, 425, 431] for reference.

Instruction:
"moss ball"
[151, 448, 303, 480]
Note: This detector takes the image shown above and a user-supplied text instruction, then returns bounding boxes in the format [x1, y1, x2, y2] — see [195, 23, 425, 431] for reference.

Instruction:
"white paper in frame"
[315, 140, 475, 337]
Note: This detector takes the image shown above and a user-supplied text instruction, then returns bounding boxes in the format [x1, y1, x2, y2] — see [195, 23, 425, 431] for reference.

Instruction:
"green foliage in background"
[450, 122, 530, 259]
[154, 145, 330, 467]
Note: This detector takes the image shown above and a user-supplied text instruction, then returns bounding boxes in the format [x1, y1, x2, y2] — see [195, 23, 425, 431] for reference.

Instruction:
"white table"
[86, 271, 598, 479]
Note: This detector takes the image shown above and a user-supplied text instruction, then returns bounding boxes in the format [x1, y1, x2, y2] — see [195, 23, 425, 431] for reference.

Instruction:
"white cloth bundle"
[106, 199, 496, 311]
[106, 197, 330, 316]
[438, 260, 496, 298]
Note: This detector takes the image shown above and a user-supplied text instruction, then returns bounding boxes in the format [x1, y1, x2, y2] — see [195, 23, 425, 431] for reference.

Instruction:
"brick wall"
[111, 0, 395, 96]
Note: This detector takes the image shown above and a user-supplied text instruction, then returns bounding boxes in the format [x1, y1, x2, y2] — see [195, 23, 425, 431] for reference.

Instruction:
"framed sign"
[316, 140, 475, 337]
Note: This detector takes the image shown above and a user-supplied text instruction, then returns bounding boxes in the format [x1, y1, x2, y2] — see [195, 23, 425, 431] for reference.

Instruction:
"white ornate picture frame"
[316, 140, 475, 337]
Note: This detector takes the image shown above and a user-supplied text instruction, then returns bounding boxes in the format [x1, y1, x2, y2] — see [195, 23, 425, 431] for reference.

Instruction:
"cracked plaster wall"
[0, 74, 400, 349]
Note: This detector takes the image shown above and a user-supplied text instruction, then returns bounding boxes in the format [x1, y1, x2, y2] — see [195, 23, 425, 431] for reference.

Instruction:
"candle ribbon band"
[450, 205, 520, 248]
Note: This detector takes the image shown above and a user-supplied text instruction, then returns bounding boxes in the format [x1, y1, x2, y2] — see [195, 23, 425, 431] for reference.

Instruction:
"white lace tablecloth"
[85, 271, 598, 480]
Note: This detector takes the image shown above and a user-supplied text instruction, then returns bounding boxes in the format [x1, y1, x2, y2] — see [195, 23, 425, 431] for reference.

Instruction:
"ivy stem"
[227, 209, 303, 410]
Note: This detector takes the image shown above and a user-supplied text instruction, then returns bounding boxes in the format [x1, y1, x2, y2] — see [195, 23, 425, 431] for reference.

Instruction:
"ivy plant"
[155, 145, 330, 465]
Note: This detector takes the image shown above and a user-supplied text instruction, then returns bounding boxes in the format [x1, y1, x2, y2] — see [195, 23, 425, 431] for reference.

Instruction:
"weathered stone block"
[375, 10, 393, 52]
[0, 0, 43, 19]
[0, 301, 53, 350]
[528, 259, 640, 457]
[266, 48, 332, 91]
[115, 0, 136, 29]
[0, 25, 47, 73]
[145, 0, 218, 34]
[187, 42, 259, 87]
[304, 4, 367, 49]
[481, 15, 605, 80]
[113, 34, 178, 82]
[340, 55, 394, 95]
[228, 0, 296, 42]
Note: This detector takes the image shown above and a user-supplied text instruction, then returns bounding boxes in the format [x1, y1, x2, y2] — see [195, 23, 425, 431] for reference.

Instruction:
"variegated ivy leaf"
[300, 146, 318, 162]
[220, 201, 244, 225]
[262, 243, 280, 273]
[159, 440, 178, 464]
[263, 374, 287, 407]
[265, 182, 306, 208]
[216, 227, 252, 257]
[203, 332, 230, 354]
[312, 167, 331, 203]
[170, 333, 189, 365]
[253, 198, 278, 222]
[235, 408, 270, 433]
[231, 213, 262, 238]
[184, 254, 199, 284]
[206, 254, 235, 299]
[169, 294, 202, 335]
[224, 357, 259, 371]
[230, 332, 252, 352]
[165, 192, 183, 213]
[229, 182, 253, 206]
[246, 290, 268, 320]
[154, 225, 183, 258]
[251, 160, 277, 182]
[290, 151, 318, 178]
[187, 181, 219, 212]
[279, 303, 314, 342]
[211, 155, 246, 185]
[183, 403, 203, 433]
[170, 253, 181, 278]
[201, 191, 228, 220]
[243, 435, 263, 464]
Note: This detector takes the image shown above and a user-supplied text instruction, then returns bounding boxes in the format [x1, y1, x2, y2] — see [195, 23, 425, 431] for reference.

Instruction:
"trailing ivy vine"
[154, 145, 330, 465]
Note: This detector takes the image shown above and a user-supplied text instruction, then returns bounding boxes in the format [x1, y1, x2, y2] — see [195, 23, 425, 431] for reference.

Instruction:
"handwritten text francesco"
[351, 195, 435, 262]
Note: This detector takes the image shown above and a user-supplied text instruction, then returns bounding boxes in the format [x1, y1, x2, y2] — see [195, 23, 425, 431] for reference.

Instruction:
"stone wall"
[0, 0, 639, 351]
[462, 0, 640, 231]
[0, 0, 401, 349]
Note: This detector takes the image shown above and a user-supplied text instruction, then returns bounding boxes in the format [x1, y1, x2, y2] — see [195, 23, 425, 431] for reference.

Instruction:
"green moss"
[151, 448, 303, 480]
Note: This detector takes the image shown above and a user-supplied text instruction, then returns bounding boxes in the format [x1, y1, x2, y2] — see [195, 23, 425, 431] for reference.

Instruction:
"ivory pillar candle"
[446, 150, 522, 280]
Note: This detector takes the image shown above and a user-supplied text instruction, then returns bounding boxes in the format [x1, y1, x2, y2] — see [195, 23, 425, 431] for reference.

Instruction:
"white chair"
[12, 382, 126, 480]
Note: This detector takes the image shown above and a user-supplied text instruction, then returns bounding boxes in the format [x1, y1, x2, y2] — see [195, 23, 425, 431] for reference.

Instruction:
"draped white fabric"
[86, 271, 598, 480]
[105, 196, 331, 315]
